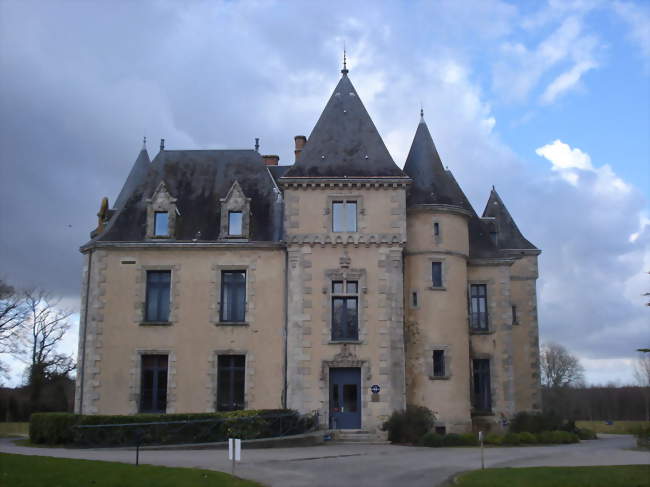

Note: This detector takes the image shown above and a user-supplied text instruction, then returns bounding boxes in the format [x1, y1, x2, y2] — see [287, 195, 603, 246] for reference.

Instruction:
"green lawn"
[0, 422, 28, 437]
[456, 466, 650, 487]
[576, 420, 650, 435]
[0, 453, 263, 487]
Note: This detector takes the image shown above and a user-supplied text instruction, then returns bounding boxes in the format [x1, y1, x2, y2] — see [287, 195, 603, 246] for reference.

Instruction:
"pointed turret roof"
[282, 73, 406, 178]
[403, 117, 472, 210]
[482, 187, 537, 250]
[113, 146, 150, 209]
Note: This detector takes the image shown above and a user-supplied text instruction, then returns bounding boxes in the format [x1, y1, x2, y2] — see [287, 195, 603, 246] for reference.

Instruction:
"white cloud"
[493, 15, 600, 104]
[535, 139, 631, 195]
[613, 1, 650, 60]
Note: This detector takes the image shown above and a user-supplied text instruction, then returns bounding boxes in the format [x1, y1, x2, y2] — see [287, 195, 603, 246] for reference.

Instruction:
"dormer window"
[228, 211, 243, 236]
[219, 181, 251, 240]
[146, 181, 177, 239]
[154, 212, 169, 237]
[332, 200, 357, 232]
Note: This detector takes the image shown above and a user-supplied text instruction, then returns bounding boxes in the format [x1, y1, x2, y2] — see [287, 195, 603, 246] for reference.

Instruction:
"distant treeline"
[543, 385, 649, 421]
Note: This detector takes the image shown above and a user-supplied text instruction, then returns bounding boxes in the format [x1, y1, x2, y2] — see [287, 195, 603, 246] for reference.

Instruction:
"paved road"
[2, 434, 648, 487]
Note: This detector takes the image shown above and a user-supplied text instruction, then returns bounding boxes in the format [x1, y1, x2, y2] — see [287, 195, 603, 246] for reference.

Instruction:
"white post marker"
[478, 431, 484, 470]
[228, 438, 242, 475]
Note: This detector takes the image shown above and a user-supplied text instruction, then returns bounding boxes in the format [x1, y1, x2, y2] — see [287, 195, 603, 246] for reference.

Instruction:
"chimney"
[294, 135, 306, 162]
[160, 138, 165, 151]
[262, 154, 280, 166]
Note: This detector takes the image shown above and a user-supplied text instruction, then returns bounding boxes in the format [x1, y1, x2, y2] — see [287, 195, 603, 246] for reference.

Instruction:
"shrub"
[509, 411, 564, 434]
[30, 413, 80, 445]
[30, 409, 312, 446]
[576, 428, 597, 440]
[502, 432, 521, 445]
[442, 433, 478, 446]
[484, 433, 503, 445]
[631, 426, 649, 450]
[382, 405, 434, 444]
[536, 430, 579, 444]
[518, 431, 537, 444]
[418, 432, 444, 447]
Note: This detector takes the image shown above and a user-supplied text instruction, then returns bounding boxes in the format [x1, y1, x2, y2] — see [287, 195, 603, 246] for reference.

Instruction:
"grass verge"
[0, 422, 28, 437]
[575, 420, 650, 435]
[455, 465, 650, 487]
[0, 453, 263, 487]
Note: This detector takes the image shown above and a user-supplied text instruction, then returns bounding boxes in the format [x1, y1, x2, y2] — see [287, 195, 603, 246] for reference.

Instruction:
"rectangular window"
[331, 280, 359, 341]
[332, 200, 357, 232]
[220, 271, 246, 322]
[469, 284, 488, 330]
[154, 211, 169, 237]
[412, 291, 418, 307]
[432, 262, 443, 287]
[433, 222, 440, 237]
[228, 211, 243, 236]
[472, 359, 492, 411]
[217, 355, 245, 411]
[433, 350, 446, 377]
[140, 355, 168, 413]
[512, 305, 518, 325]
[145, 270, 171, 322]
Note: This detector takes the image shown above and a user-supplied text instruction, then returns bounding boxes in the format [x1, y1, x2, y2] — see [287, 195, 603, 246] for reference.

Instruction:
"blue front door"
[329, 368, 361, 429]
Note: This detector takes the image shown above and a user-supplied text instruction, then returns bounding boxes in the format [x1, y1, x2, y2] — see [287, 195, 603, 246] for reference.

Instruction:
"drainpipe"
[282, 248, 288, 409]
[77, 249, 92, 414]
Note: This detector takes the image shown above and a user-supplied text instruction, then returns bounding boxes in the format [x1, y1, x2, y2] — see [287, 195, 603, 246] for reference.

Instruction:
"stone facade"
[76, 69, 541, 434]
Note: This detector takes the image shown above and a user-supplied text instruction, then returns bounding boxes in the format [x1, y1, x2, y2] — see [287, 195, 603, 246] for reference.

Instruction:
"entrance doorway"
[329, 367, 361, 429]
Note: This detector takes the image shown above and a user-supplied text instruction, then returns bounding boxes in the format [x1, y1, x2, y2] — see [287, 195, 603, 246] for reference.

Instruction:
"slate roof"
[96, 149, 280, 242]
[113, 148, 150, 210]
[268, 164, 292, 183]
[282, 73, 407, 179]
[482, 187, 537, 250]
[403, 117, 472, 211]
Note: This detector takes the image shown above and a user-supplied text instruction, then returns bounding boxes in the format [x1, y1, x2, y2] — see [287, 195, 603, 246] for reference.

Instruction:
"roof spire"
[341, 43, 349, 75]
[420, 102, 424, 123]
[142, 136, 147, 151]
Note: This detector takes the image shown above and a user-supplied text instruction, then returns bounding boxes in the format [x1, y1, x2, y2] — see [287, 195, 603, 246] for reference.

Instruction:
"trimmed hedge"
[30, 409, 315, 446]
[30, 412, 80, 445]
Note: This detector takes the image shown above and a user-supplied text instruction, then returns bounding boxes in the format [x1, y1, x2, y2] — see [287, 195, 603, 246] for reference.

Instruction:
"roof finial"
[254, 137, 260, 153]
[419, 102, 425, 124]
[341, 42, 349, 75]
[142, 136, 147, 150]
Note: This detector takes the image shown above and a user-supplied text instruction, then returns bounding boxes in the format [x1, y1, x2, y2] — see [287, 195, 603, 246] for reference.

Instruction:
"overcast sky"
[1, 0, 648, 386]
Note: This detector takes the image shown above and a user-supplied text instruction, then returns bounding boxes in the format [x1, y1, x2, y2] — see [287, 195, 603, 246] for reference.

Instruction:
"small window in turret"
[433, 222, 440, 236]
[154, 212, 169, 237]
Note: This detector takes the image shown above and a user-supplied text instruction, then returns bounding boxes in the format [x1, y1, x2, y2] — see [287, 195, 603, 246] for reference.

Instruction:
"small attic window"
[228, 211, 243, 236]
[154, 212, 169, 237]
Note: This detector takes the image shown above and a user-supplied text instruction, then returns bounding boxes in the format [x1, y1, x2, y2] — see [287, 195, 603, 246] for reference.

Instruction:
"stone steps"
[333, 430, 390, 445]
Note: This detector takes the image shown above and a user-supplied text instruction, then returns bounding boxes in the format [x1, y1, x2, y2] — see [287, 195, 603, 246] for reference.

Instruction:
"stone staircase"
[333, 429, 390, 444]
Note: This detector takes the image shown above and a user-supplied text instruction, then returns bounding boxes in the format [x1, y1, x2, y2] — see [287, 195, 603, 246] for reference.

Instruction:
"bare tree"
[633, 352, 650, 421]
[0, 279, 27, 354]
[540, 342, 585, 389]
[22, 289, 75, 410]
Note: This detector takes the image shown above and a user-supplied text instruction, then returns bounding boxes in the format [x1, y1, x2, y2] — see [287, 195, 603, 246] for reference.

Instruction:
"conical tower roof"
[114, 145, 150, 209]
[482, 187, 537, 250]
[403, 116, 472, 210]
[282, 72, 406, 178]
